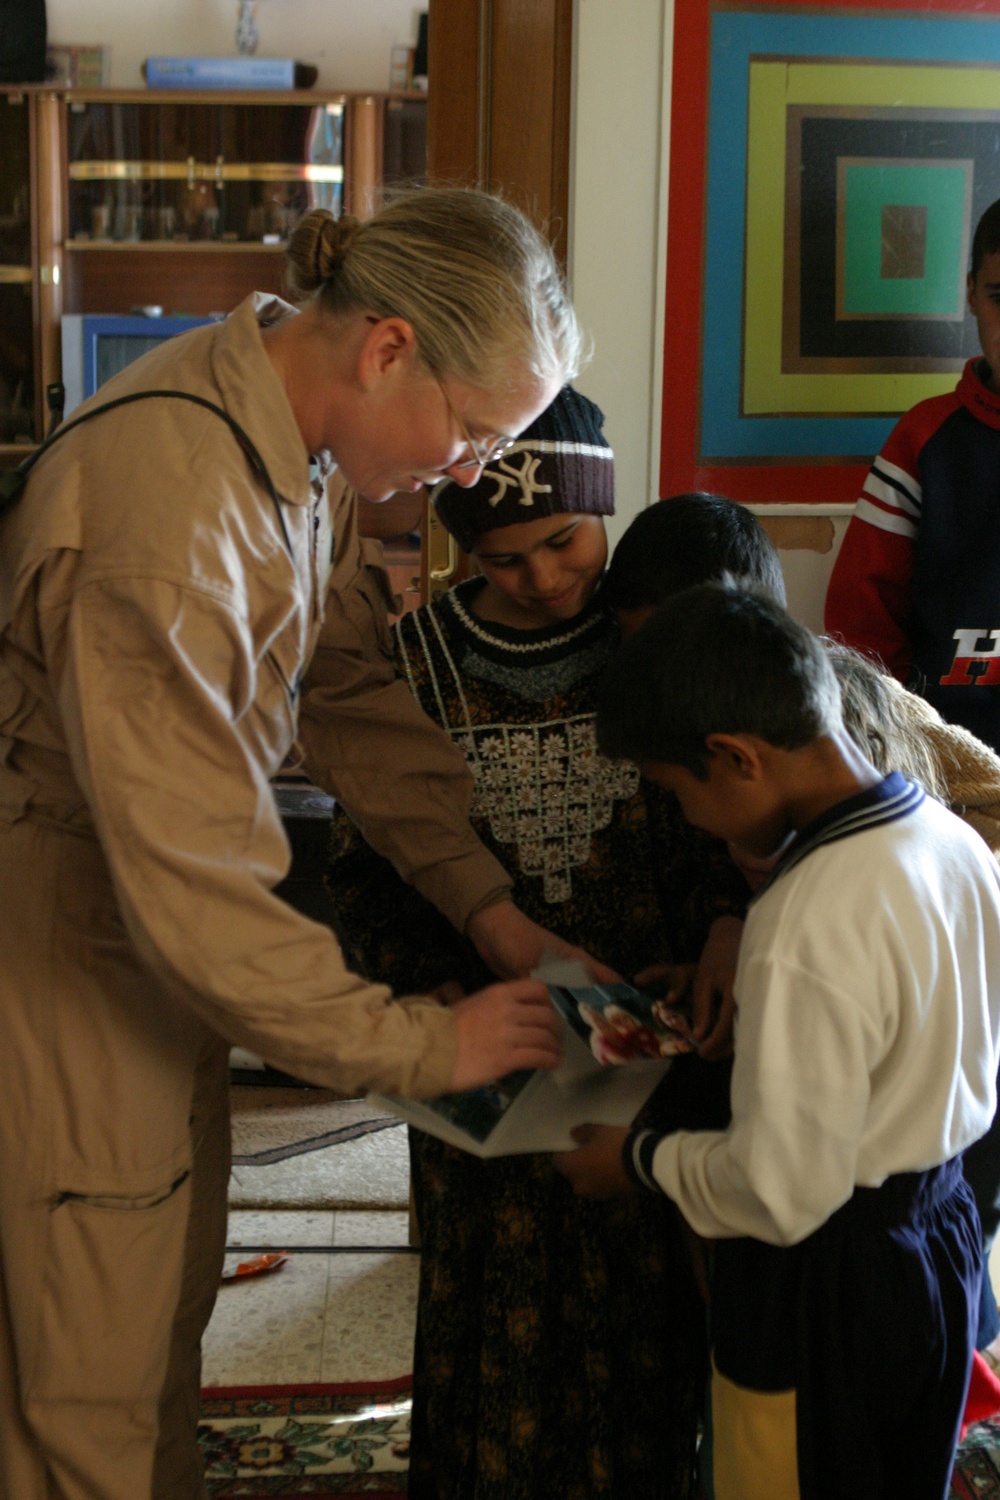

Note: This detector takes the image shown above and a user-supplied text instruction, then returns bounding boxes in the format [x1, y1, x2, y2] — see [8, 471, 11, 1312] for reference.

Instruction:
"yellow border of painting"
[743, 60, 1000, 415]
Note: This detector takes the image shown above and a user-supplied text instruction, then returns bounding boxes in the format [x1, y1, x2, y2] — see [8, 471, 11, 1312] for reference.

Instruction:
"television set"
[61, 313, 220, 417]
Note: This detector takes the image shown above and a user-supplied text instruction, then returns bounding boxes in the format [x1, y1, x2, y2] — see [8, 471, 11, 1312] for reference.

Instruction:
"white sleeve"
[648, 954, 875, 1244]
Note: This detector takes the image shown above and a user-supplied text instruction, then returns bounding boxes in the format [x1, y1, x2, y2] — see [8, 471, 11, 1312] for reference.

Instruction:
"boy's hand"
[447, 979, 562, 1092]
[634, 960, 696, 1007]
[466, 900, 620, 983]
[690, 915, 744, 1058]
[553, 1124, 634, 1199]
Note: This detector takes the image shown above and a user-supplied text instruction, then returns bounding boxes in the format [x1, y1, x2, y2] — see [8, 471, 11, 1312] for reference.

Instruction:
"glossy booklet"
[371, 959, 690, 1158]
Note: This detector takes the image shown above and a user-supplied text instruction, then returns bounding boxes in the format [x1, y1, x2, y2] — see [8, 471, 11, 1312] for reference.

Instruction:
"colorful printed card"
[371, 960, 678, 1158]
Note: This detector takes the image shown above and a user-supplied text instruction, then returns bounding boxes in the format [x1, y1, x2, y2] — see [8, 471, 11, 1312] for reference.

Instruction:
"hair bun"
[315, 213, 360, 279]
[285, 209, 362, 302]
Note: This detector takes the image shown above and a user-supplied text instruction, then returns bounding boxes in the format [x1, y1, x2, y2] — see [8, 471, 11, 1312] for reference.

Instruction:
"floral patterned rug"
[199, 1380, 410, 1498]
[198, 1380, 999, 1498]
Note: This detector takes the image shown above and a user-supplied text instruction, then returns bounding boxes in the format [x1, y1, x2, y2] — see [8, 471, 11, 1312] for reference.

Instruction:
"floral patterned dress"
[325, 577, 746, 1500]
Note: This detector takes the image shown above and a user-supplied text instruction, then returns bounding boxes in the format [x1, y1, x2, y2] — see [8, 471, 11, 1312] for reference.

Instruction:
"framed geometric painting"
[660, 0, 1000, 504]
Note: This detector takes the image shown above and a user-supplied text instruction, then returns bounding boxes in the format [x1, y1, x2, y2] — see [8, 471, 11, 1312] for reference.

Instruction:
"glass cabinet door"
[66, 99, 345, 247]
[0, 93, 36, 445]
[382, 97, 427, 190]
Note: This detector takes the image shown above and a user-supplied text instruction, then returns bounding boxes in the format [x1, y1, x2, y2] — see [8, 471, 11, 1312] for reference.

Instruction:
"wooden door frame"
[427, 0, 573, 265]
[422, 0, 573, 598]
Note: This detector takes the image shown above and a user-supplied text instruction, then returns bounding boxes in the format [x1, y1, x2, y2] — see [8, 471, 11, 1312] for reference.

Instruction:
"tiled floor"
[203, 1208, 418, 1387]
[205, 1207, 1000, 1392]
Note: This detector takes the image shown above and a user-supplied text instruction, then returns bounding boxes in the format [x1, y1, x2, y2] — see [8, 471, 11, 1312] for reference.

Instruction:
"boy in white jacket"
[559, 583, 1000, 1500]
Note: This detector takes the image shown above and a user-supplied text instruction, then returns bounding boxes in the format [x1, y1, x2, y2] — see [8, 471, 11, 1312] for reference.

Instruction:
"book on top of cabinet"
[143, 57, 317, 91]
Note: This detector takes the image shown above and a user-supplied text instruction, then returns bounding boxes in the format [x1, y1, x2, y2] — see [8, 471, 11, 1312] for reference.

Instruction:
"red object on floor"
[219, 1251, 290, 1282]
[961, 1351, 1000, 1437]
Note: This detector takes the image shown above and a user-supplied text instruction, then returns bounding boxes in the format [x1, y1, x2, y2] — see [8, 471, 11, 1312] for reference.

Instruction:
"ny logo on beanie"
[485, 452, 553, 508]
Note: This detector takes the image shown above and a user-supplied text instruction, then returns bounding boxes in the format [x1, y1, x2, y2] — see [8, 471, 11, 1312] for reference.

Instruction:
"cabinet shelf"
[68, 162, 344, 184]
[0, 266, 33, 282]
[65, 239, 289, 253]
[65, 87, 352, 107]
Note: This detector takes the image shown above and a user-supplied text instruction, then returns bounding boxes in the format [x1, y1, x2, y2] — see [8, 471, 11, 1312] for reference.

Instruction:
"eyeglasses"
[434, 374, 517, 470]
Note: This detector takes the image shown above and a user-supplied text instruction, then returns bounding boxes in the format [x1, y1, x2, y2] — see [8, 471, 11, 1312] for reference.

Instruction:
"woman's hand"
[689, 915, 745, 1058]
[466, 900, 619, 982]
[553, 1124, 634, 1199]
[447, 979, 562, 1091]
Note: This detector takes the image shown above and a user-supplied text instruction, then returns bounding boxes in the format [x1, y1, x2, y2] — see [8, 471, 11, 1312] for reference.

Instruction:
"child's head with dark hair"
[597, 584, 846, 855]
[972, 199, 1000, 280]
[968, 200, 1000, 390]
[597, 583, 840, 777]
[603, 493, 786, 638]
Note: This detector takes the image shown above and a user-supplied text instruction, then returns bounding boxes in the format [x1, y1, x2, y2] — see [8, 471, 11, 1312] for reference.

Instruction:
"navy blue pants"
[711, 1160, 981, 1500]
[962, 1102, 1000, 1348]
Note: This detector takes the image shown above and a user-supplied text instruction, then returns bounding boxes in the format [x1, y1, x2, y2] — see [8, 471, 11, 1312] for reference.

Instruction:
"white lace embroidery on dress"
[396, 603, 640, 903]
[455, 717, 639, 902]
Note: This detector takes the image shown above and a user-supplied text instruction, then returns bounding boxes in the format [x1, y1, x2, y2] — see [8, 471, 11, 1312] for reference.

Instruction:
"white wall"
[45, 0, 423, 91]
[568, 0, 670, 556]
[569, 0, 848, 627]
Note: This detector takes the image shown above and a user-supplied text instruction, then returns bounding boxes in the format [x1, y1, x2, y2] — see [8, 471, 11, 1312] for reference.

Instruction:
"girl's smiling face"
[471, 513, 608, 629]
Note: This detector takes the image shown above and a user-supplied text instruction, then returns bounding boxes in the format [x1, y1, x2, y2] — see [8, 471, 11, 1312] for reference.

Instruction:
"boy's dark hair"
[603, 492, 786, 611]
[972, 198, 1000, 279]
[597, 583, 841, 776]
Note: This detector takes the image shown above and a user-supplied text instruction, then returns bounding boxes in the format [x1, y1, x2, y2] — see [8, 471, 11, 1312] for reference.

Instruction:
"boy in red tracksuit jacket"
[826, 197, 1000, 757]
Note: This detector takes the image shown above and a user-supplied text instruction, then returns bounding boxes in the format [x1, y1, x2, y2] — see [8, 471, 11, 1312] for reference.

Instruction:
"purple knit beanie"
[432, 384, 614, 553]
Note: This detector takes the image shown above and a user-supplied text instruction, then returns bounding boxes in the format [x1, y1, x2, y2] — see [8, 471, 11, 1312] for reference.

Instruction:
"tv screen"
[61, 314, 219, 416]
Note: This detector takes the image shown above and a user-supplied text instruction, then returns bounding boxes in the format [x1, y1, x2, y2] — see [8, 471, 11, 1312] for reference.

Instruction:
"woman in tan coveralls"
[0, 190, 584, 1500]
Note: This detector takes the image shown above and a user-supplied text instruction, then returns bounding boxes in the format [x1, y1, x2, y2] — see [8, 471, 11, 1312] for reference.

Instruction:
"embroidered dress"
[325, 577, 745, 1500]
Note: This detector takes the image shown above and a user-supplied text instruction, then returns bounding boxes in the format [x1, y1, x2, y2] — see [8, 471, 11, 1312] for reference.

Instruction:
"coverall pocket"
[28, 1169, 192, 1406]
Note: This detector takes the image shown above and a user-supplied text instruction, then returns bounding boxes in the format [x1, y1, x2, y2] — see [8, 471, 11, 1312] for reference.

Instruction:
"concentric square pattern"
[701, 8, 1000, 460]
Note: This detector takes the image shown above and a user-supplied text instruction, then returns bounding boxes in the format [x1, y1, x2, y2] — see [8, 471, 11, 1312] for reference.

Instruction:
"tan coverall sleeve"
[50, 571, 457, 1100]
[298, 481, 512, 932]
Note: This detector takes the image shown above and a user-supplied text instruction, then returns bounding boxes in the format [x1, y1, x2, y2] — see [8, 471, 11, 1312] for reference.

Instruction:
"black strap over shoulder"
[0, 389, 294, 559]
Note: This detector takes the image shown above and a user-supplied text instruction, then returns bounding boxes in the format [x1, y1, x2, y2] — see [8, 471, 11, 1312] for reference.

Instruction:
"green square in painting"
[841, 161, 970, 318]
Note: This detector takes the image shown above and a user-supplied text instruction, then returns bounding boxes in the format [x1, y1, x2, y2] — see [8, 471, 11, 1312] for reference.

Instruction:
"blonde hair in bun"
[283, 188, 583, 391]
[285, 211, 360, 298]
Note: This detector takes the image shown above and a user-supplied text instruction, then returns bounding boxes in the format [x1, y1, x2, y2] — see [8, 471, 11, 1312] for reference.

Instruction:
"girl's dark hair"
[603, 493, 786, 611]
[597, 583, 840, 776]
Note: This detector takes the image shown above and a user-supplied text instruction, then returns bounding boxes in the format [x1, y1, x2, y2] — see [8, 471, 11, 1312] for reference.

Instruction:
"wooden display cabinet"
[0, 93, 40, 454]
[0, 86, 426, 463]
[61, 91, 347, 319]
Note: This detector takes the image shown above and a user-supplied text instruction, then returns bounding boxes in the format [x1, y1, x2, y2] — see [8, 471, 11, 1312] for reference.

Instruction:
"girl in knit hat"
[431, 381, 614, 630]
[325, 386, 745, 1500]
